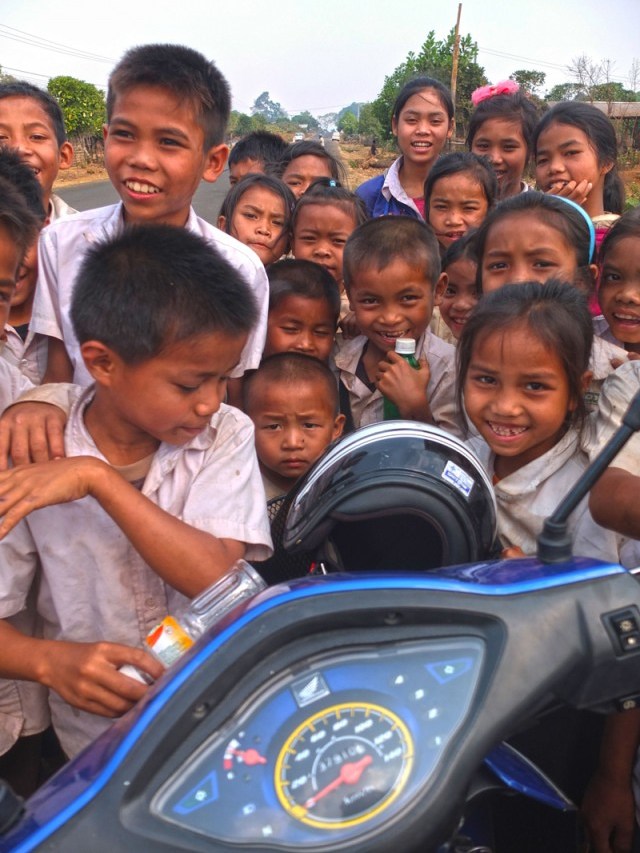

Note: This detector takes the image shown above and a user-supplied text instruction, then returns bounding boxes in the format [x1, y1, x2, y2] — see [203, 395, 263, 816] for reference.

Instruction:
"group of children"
[0, 42, 638, 851]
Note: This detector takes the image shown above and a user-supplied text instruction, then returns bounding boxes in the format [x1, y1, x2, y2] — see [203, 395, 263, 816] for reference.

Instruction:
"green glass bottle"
[383, 338, 420, 420]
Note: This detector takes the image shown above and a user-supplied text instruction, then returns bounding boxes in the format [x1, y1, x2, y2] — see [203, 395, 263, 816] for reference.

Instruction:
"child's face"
[0, 224, 22, 338]
[265, 294, 336, 362]
[392, 88, 453, 169]
[222, 185, 288, 266]
[249, 378, 344, 491]
[481, 212, 579, 293]
[535, 121, 612, 216]
[104, 85, 228, 227]
[348, 258, 435, 361]
[0, 96, 73, 205]
[463, 323, 576, 478]
[599, 236, 640, 353]
[292, 204, 356, 284]
[87, 329, 246, 451]
[436, 257, 479, 339]
[229, 157, 263, 187]
[282, 155, 332, 198]
[10, 239, 38, 323]
[470, 118, 528, 198]
[427, 173, 489, 250]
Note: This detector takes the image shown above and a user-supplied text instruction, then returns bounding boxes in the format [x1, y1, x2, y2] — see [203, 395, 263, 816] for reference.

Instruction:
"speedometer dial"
[274, 702, 413, 829]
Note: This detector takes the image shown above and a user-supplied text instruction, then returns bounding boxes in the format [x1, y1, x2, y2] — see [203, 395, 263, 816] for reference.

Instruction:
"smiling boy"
[26, 44, 268, 389]
[336, 216, 461, 435]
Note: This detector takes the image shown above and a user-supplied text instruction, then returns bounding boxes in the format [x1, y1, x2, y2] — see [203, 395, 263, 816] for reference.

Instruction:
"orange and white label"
[145, 616, 194, 667]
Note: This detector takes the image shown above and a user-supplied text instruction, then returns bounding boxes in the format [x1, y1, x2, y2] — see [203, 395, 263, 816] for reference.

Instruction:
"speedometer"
[274, 701, 413, 829]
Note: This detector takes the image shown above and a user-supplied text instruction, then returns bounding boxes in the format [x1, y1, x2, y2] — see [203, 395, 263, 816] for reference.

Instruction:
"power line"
[0, 24, 115, 64]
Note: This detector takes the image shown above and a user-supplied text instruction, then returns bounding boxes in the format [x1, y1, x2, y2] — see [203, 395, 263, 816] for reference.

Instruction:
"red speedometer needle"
[229, 748, 267, 765]
[305, 755, 373, 808]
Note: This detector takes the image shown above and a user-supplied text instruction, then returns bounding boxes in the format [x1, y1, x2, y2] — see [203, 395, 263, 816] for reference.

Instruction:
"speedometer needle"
[229, 748, 267, 765]
[305, 755, 373, 808]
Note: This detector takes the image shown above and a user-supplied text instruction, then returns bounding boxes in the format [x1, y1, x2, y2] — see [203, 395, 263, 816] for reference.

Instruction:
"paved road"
[56, 167, 232, 225]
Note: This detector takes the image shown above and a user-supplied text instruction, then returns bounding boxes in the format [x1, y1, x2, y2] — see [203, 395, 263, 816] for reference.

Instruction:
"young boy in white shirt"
[336, 216, 461, 435]
[0, 224, 272, 759]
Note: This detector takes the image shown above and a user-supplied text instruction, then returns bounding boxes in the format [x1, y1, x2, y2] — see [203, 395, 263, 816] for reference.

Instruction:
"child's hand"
[611, 352, 640, 370]
[545, 178, 592, 207]
[581, 767, 636, 853]
[501, 545, 526, 559]
[0, 456, 107, 538]
[0, 402, 67, 469]
[377, 352, 431, 421]
[339, 310, 360, 339]
[41, 640, 164, 717]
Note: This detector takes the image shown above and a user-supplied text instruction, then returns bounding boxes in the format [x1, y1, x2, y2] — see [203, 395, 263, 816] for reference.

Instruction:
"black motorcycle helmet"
[281, 421, 498, 574]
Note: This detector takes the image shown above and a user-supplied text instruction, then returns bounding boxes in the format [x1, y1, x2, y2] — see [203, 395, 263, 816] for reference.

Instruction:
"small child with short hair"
[337, 216, 460, 435]
[0, 80, 75, 222]
[0, 224, 272, 759]
[264, 259, 340, 363]
[273, 140, 346, 199]
[243, 352, 345, 500]
[431, 230, 479, 344]
[228, 130, 288, 186]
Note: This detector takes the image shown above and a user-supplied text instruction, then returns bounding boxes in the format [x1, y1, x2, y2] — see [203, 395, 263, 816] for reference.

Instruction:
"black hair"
[0, 147, 45, 222]
[466, 91, 539, 157]
[441, 229, 478, 272]
[243, 352, 339, 416]
[599, 206, 640, 265]
[424, 152, 498, 218]
[533, 101, 625, 215]
[456, 280, 593, 435]
[218, 173, 295, 241]
[392, 76, 455, 124]
[272, 140, 347, 185]
[107, 44, 231, 148]
[228, 131, 288, 170]
[71, 224, 257, 363]
[0, 175, 41, 259]
[267, 259, 341, 323]
[292, 178, 369, 232]
[0, 80, 68, 145]
[473, 191, 594, 293]
[343, 215, 441, 292]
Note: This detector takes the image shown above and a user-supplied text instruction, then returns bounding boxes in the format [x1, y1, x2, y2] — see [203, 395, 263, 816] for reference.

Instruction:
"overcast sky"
[1, 0, 638, 118]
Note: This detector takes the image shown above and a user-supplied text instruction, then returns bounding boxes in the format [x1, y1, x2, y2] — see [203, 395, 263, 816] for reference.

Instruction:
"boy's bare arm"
[0, 619, 163, 717]
[42, 337, 74, 384]
[590, 468, 640, 539]
[0, 457, 245, 597]
[377, 351, 433, 423]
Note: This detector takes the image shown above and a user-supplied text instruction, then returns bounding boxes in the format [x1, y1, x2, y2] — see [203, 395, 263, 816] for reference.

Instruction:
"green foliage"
[251, 91, 288, 123]
[545, 82, 583, 102]
[510, 69, 546, 97]
[371, 29, 487, 139]
[338, 111, 358, 136]
[48, 76, 105, 136]
[291, 111, 319, 130]
[358, 103, 384, 140]
[0, 65, 16, 84]
[589, 82, 637, 102]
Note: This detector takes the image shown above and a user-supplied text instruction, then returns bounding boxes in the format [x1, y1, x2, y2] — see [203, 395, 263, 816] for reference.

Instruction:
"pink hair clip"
[471, 79, 520, 106]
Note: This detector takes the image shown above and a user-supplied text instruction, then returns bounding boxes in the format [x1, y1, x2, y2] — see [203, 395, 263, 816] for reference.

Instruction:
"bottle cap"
[395, 338, 416, 355]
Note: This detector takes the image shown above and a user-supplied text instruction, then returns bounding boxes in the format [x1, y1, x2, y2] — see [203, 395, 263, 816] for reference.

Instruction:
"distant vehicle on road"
[293, 132, 304, 142]
[331, 131, 341, 141]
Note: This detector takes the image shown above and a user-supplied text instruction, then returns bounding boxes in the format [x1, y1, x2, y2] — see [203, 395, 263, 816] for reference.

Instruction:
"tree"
[371, 29, 487, 139]
[251, 91, 288, 124]
[338, 111, 358, 136]
[291, 111, 319, 130]
[510, 69, 546, 98]
[545, 82, 583, 102]
[0, 65, 16, 84]
[317, 112, 338, 132]
[47, 76, 105, 136]
[358, 103, 384, 140]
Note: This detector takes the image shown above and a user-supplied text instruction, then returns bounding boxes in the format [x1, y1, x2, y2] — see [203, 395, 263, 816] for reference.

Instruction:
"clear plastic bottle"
[120, 560, 266, 682]
[383, 338, 420, 420]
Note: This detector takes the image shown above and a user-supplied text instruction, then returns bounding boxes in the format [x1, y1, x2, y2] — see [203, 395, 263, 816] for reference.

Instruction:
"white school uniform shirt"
[30, 203, 268, 386]
[335, 330, 463, 437]
[0, 390, 272, 757]
[468, 429, 621, 562]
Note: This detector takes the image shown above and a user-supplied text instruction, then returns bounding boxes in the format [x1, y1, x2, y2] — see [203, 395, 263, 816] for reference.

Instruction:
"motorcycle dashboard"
[151, 636, 485, 848]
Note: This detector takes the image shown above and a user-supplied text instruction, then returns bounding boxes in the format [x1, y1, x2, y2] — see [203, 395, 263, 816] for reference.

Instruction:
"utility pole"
[450, 3, 462, 122]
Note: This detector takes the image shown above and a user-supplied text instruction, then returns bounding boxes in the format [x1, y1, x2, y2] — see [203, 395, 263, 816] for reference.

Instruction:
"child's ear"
[333, 413, 346, 440]
[569, 370, 593, 412]
[447, 118, 455, 140]
[202, 144, 229, 184]
[57, 140, 74, 171]
[80, 341, 120, 385]
[217, 214, 227, 231]
[435, 272, 448, 306]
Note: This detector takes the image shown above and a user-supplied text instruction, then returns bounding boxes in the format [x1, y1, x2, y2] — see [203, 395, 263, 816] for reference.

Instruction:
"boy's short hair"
[343, 216, 441, 291]
[0, 175, 41, 257]
[71, 224, 257, 363]
[107, 44, 231, 148]
[244, 352, 339, 416]
[267, 259, 341, 324]
[0, 147, 46, 222]
[0, 81, 68, 145]
[228, 131, 288, 170]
